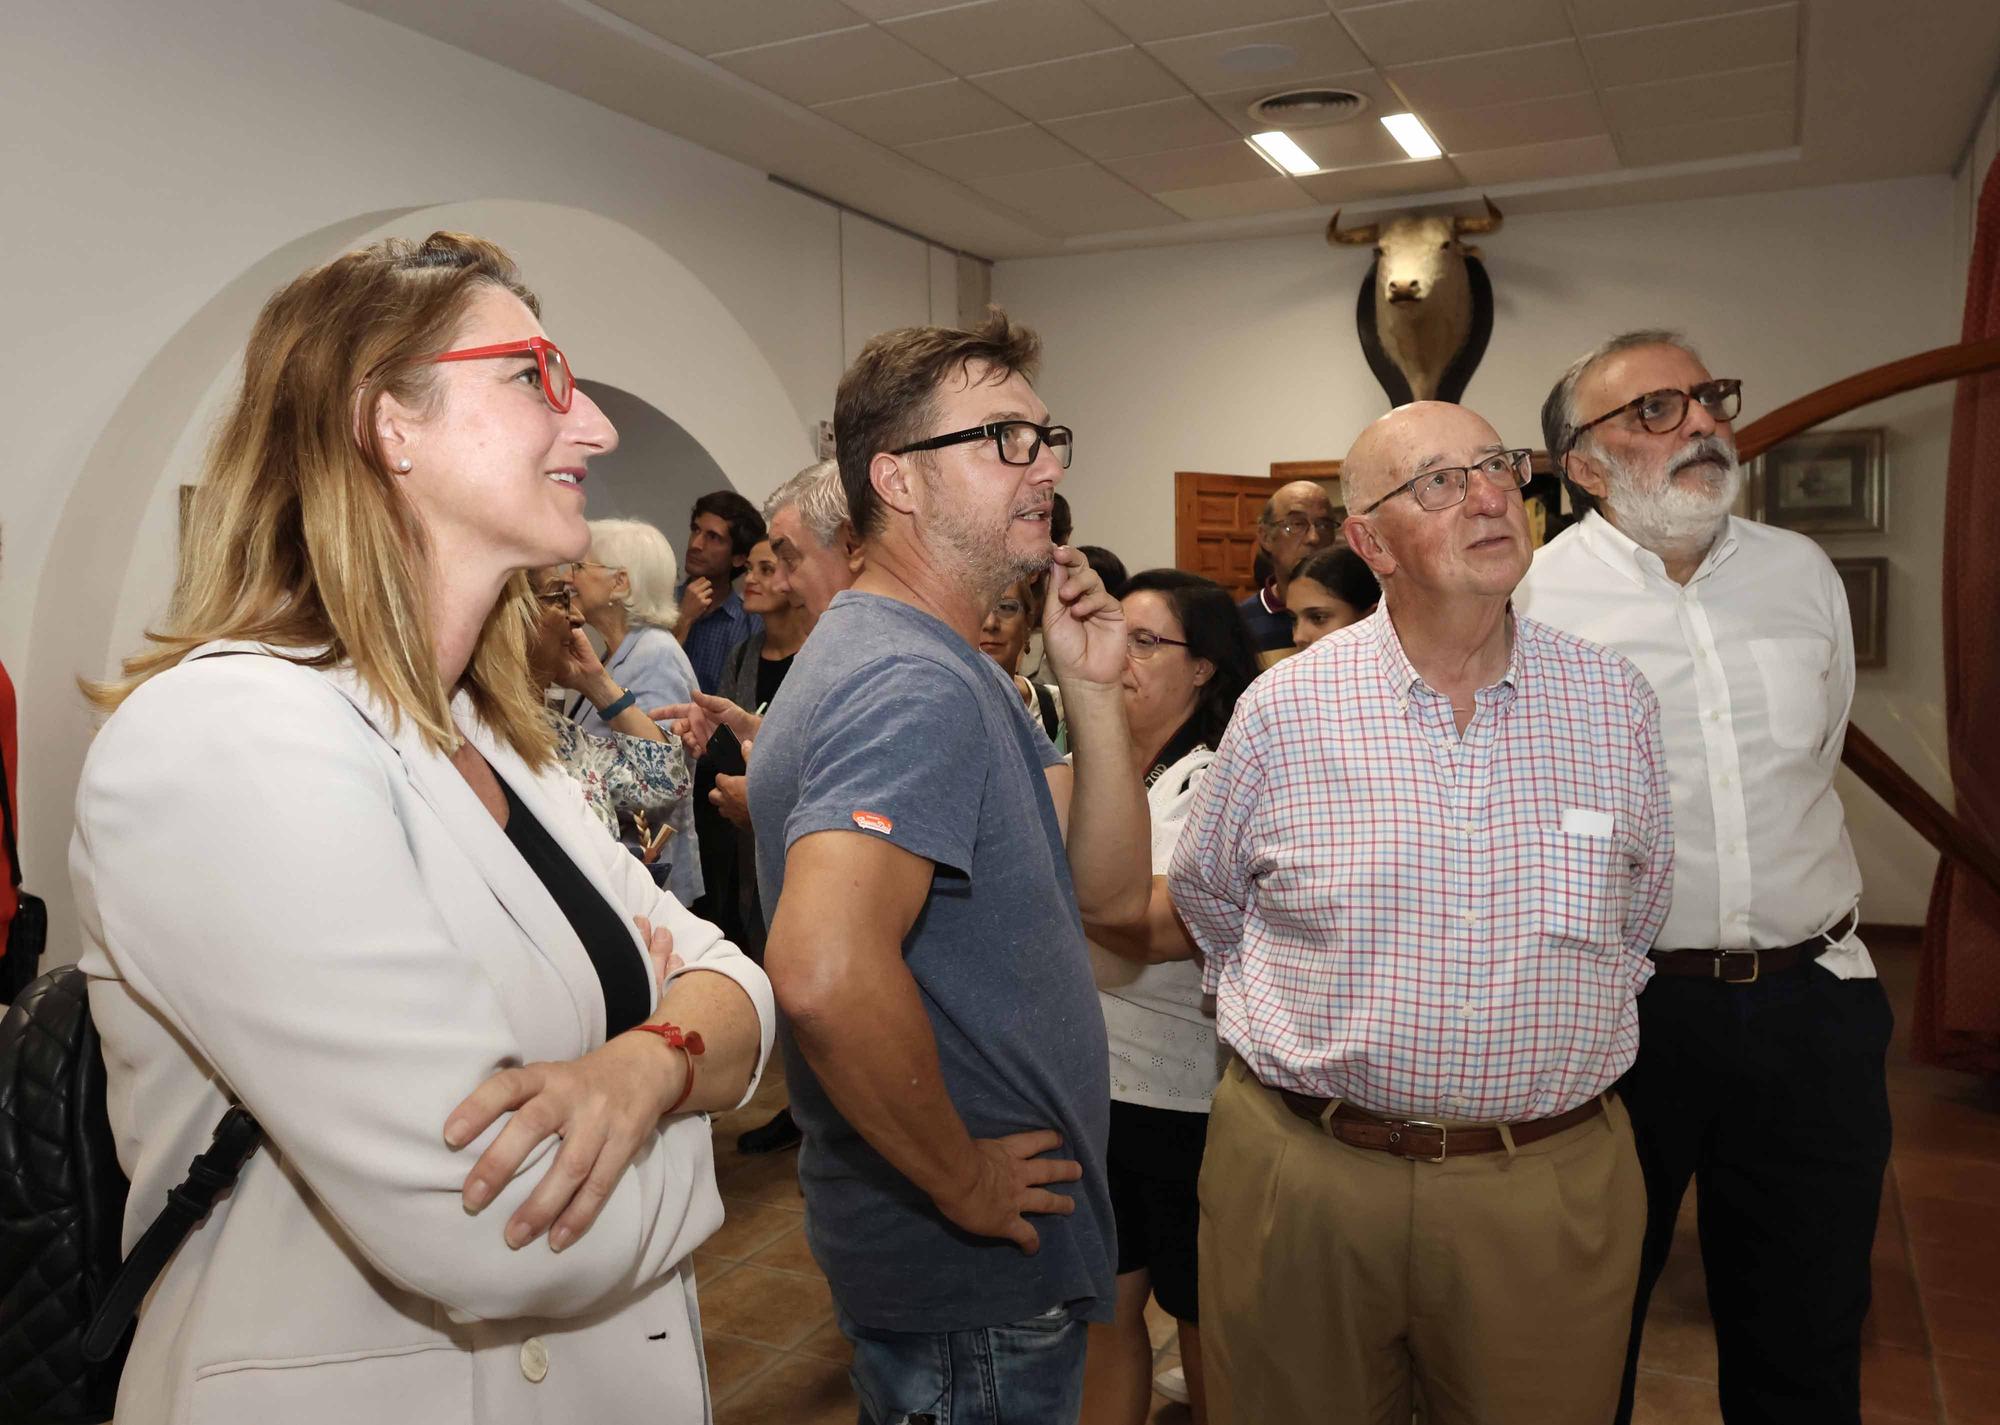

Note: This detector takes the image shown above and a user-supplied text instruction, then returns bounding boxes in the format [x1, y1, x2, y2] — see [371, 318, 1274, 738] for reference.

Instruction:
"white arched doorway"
[26, 200, 813, 963]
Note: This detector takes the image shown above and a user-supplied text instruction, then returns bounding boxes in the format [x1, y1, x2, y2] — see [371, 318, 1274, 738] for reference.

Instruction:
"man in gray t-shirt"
[748, 312, 1150, 1425]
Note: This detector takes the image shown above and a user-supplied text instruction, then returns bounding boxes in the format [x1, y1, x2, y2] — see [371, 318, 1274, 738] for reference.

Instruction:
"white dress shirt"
[1517, 511, 1873, 977]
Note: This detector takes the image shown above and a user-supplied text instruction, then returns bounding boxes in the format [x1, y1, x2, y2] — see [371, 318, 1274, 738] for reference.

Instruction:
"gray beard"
[1599, 433, 1742, 555]
[917, 469, 1051, 606]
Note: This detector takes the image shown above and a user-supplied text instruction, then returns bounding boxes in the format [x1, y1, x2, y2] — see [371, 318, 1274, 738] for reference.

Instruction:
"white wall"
[996, 176, 1961, 924]
[575, 382, 733, 545]
[1, 0, 968, 963]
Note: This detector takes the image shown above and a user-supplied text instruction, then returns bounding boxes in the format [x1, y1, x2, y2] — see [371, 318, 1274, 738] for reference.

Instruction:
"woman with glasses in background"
[978, 576, 1068, 752]
[1078, 569, 1261, 1425]
[566, 518, 706, 900]
[72, 232, 771, 1425]
[528, 566, 690, 841]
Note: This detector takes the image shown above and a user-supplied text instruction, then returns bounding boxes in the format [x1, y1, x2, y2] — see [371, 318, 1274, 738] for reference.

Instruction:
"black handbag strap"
[0, 728, 20, 891]
[81, 1104, 263, 1363]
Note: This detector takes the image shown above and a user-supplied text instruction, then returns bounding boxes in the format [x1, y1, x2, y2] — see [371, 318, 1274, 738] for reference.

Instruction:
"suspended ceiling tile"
[885, 0, 1128, 74]
[1568, 0, 1783, 37]
[1154, 175, 1316, 219]
[1600, 60, 1795, 131]
[1294, 156, 1461, 203]
[1105, 139, 1279, 192]
[814, 79, 1026, 147]
[1584, 4, 1798, 89]
[1426, 91, 1608, 153]
[1337, 0, 1574, 68]
[1082, 0, 1327, 43]
[713, 25, 947, 106]
[595, 0, 865, 55]
[1044, 96, 1239, 159]
[966, 162, 1183, 232]
[1614, 107, 1796, 167]
[1206, 68, 1406, 135]
[899, 123, 1086, 179]
[1144, 15, 1371, 94]
[969, 46, 1184, 121]
[1447, 134, 1622, 186]
[1385, 39, 1592, 114]
[1286, 118, 1412, 170]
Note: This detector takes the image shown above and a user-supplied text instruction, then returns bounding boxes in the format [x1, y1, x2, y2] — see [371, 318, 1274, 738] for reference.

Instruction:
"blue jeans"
[838, 1303, 1087, 1425]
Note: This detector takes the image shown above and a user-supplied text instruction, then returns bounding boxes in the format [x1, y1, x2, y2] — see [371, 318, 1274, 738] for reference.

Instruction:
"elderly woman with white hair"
[566, 517, 704, 904]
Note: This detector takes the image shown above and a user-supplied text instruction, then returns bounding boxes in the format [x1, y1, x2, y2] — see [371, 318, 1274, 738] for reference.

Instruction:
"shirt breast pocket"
[1535, 829, 1630, 952]
[1748, 636, 1833, 751]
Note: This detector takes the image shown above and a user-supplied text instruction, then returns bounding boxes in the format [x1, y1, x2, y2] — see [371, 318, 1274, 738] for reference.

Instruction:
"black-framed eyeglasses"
[533, 581, 579, 609]
[1271, 515, 1341, 541]
[1126, 630, 1190, 660]
[892, 420, 1073, 470]
[1358, 448, 1533, 516]
[1567, 379, 1741, 451]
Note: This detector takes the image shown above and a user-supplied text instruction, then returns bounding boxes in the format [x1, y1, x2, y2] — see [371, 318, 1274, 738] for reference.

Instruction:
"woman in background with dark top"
[978, 576, 1067, 751]
[1079, 568, 1260, 1425]
[713, 537, 816, 1155]
[1286, 545, 1380, 651]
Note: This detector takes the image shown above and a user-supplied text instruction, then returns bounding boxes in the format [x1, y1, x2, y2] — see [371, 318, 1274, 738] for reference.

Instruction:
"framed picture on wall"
[1831, 556, 1888, 669]
[1749, 428, 1885, 533]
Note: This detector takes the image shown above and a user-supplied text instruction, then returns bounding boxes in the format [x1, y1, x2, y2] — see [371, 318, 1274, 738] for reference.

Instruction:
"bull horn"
[1453, 195, 1504, 236]
[1326, 210, 1380, 246]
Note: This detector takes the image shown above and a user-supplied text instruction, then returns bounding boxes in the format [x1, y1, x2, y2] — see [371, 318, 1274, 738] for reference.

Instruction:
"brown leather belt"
[1271, 1089, 1604, 1163]
[1648, 937, 1824, 985]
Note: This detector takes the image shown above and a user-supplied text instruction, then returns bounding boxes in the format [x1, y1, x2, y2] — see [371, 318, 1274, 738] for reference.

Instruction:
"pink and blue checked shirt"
[1168, 604, 1673, 1123]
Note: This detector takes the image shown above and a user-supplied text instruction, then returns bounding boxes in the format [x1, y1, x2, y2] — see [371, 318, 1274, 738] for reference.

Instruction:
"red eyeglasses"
[432, 336, 575, 413]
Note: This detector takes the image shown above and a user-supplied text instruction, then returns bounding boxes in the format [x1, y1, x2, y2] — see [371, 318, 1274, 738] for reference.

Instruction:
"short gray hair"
[762, 458, 848, 550]
[586, 517, 681, 630]
[1543, 329, 1707, 516]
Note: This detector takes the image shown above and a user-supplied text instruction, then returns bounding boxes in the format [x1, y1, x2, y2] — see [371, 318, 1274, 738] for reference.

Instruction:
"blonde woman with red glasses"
[74, 233, 771, 1425]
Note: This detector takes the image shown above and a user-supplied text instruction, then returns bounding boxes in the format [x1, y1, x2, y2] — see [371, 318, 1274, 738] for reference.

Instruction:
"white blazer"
[68, 642, 775, 1425]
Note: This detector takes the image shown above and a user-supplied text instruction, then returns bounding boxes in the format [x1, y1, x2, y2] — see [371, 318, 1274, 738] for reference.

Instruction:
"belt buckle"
[1395, 1119, 1449, 1163]
[1716, 949, 1759, 984]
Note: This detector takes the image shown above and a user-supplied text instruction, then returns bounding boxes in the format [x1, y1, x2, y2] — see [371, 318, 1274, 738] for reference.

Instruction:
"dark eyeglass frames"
[433, 336, 576, 413]
[892, 420, 1073, 470]
[1359, 448, 1534, 516]
[1566, 379, 1741, 451]
[1126, 630, 1189, 660]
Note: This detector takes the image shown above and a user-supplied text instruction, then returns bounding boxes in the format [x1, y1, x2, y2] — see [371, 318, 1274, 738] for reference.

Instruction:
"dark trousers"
[1615, 959, 1893, 1425]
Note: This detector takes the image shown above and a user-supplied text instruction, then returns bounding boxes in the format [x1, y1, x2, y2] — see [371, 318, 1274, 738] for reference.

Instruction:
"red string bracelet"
[629, 1023, 705, 1113]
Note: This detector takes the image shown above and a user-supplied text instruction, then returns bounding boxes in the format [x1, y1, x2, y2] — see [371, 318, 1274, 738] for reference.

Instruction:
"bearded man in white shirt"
[1517, 331, 1891, 1425]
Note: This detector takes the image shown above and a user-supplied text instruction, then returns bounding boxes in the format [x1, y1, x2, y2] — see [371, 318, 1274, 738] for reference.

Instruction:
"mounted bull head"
[1328, 196, 1503, 406]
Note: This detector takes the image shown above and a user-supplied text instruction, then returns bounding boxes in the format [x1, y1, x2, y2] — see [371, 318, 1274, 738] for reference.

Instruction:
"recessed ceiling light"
[1380, 112, 1443, 160]
[1247, 130, 1321, 177]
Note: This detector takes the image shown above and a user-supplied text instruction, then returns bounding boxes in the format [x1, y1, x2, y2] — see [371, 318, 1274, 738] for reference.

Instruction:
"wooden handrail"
[1737, 334, 2000, 900]
[1844, 725, 2000, 902]
[1736, 334, 2000, 460]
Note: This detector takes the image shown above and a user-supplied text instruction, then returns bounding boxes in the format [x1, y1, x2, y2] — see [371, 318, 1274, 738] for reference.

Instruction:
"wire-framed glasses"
[1358, 448, 1533, 516]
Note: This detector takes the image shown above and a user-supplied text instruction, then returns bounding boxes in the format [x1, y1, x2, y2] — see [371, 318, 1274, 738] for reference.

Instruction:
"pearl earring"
[395, 457, 413, 472]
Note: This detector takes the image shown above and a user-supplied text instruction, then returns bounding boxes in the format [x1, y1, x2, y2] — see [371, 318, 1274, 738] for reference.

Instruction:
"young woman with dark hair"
[1286, 545, 1380, 651]
[1079, 567, 1260, 1425]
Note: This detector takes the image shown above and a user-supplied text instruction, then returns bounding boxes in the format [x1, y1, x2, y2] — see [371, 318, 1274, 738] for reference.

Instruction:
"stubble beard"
[918, 469, 1052, 608]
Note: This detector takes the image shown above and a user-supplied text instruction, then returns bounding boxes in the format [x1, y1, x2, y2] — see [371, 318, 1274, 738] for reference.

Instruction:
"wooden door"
[1174, 472, 1285, 598]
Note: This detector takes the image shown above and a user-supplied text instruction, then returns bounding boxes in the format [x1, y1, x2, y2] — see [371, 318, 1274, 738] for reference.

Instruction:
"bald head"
[1340, 402, 1505, 514]
[1259, 479, 1339, 591]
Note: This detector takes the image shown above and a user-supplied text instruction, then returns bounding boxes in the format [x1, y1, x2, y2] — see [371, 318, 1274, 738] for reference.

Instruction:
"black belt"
[1648, 936, 1826, 985]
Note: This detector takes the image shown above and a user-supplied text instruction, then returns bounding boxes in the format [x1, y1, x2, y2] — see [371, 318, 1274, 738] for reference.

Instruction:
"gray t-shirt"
[748, 591, 1114, 1333]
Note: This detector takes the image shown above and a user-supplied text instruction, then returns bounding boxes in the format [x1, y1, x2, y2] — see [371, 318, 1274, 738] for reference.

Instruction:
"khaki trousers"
[1198, 1057, 1644, 1425]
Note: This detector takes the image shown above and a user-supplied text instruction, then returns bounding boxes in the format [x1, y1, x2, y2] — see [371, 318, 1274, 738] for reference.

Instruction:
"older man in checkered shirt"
[1170, 401, 1673, 1425]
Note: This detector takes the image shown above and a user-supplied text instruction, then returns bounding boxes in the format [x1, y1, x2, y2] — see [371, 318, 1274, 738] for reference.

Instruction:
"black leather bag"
[0, 966, 261, 1423]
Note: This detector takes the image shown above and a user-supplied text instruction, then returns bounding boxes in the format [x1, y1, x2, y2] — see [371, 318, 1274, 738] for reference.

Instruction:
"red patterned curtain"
[1917, 151, 2000, 1073]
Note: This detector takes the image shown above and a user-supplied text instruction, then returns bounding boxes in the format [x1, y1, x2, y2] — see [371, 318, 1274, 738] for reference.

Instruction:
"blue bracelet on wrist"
[597, 688, 639, 721]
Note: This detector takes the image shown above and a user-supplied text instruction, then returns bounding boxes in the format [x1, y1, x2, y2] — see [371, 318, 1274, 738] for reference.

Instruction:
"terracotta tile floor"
[700, 939, 2000, 1422]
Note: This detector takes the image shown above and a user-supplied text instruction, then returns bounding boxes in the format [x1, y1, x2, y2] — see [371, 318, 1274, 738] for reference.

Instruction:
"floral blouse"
[545, 711, 691, 837]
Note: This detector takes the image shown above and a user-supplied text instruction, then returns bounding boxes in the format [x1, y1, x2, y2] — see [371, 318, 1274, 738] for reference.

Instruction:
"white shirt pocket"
[1748, 636, 1833, 751]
